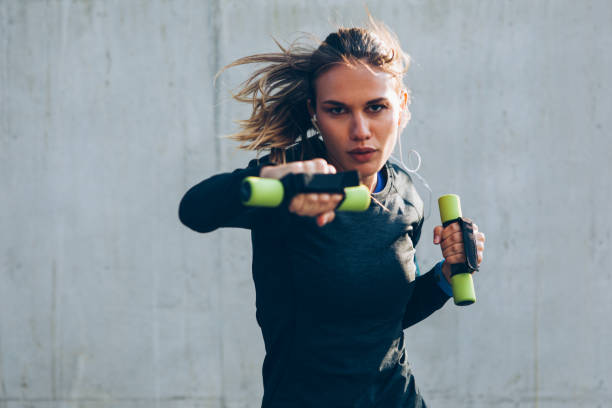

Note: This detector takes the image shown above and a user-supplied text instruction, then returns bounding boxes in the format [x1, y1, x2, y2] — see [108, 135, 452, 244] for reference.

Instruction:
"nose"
[350, 112, 371, 141]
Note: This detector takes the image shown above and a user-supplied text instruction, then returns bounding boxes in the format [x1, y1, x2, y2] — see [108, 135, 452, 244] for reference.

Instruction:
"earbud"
[311, 114, 322, 134]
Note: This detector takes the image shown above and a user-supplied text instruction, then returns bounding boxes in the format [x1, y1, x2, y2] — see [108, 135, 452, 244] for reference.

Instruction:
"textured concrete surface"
[1, 1, 611, 407]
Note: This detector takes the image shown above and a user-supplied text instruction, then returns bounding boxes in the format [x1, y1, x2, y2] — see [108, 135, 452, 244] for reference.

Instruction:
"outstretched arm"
[179, 164, 264, 233]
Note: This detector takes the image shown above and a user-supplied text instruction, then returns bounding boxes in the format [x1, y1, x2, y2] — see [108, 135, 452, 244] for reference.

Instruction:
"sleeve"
[401, 267, 451, 329]
[178, 160, 268, 233]
[433, 260, 453, 297]
[402, 201, 451, 329]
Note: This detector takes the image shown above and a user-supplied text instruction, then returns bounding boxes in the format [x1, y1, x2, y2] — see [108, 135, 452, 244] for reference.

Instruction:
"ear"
[399, 89, 408, 110]
[398, 88, 411, 129]
[307, 99, 316, 118]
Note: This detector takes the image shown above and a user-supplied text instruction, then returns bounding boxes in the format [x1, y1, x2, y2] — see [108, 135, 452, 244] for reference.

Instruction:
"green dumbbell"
[438, 194, 477, 306]
[241, 172, 371, 212]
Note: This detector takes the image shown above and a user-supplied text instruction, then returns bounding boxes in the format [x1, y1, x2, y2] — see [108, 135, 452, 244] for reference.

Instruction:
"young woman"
[179, 19, 485, 408]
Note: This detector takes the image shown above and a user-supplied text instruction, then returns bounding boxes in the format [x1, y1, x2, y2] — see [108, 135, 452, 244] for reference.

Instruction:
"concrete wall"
[1, 1, 610, 407]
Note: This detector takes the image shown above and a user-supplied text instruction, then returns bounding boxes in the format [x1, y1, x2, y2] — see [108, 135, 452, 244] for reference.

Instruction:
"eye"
[368, 104, 387, 113]
[326, 106, 346, 115]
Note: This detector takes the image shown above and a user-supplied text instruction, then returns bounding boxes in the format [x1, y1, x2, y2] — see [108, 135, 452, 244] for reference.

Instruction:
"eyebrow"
[321, 97, 389, 106]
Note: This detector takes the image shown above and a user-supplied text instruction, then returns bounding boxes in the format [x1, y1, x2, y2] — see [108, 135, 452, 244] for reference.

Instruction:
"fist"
[433, 221, 486, 283]
[260, 159, 343, 226]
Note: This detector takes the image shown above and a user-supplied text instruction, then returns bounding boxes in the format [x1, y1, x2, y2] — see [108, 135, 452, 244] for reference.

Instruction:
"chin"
[352, 162, 382, 178]
[336, 155, 383, 178]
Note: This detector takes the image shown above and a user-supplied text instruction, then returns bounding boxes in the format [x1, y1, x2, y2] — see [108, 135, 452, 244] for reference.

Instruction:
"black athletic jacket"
[179, 138, 450, 407]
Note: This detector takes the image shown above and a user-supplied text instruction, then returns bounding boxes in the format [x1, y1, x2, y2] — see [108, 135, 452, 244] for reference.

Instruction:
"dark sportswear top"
[178, 138, 450, 407]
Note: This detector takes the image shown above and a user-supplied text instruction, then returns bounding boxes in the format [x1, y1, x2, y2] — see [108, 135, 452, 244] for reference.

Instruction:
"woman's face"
[311, 62, 408, 180]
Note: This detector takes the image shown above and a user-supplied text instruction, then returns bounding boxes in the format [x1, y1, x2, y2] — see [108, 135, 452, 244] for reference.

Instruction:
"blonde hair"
[220, 17, 410, 163]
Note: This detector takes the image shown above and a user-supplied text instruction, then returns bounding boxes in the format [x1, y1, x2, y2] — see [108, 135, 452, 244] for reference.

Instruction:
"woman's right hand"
[259, 159, 343, 227]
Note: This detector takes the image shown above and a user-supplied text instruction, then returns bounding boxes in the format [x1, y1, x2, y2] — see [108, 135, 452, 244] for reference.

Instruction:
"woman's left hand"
[433, 222, 486, 283]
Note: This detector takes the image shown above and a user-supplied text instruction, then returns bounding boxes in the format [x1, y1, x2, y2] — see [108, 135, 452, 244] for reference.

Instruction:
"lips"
[348, 147, 377, 163]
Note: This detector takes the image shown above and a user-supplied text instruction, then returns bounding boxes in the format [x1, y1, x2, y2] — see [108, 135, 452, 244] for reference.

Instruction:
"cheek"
[377, 114, 399, 145]
[383, 132, 399, 156]
[319, 121, 346, 147]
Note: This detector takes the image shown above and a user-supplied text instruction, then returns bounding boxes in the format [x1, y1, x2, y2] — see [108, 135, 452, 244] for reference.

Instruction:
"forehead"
[314, 63, 398, 104]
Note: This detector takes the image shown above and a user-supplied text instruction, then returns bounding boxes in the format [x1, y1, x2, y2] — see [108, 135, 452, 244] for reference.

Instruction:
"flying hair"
[217, 14, 411, 164]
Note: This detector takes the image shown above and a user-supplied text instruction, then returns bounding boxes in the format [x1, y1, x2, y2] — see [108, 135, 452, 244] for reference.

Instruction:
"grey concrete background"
[1, 0, 610, 407]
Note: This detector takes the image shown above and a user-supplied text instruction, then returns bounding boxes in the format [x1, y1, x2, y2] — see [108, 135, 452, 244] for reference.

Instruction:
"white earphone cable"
[390, 135, 433, 220]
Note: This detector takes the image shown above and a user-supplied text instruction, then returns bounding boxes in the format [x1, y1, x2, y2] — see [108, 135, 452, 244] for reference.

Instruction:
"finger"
[294, 161, 305, 172]
[291, 194, 319, 215]
[291, 191, 343, 217]
[304, 194, 341, 216]
[287, 161, 305, 176]
[442, 242, 465, 259]
[288, 194, 305, 213]
[318, 197, 342, 214]
[302, 160, 314, 174]
[328, 164, 337, 174]
[316, 210, 335, 227]
[477, 237, 484, 265]
[311, 194, 333, 209]
[440, 223, 461, 241]
[477, 232, 486, 243]
[433, 225, 443, 244]
[310, 158, 329, 173]
[331, 194, 343, 203]
[441, 230, 463, 246]
[303, 193, 321, 213]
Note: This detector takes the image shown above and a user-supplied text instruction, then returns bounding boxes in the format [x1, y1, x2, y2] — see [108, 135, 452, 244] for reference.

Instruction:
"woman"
[179, 18, 485, 408]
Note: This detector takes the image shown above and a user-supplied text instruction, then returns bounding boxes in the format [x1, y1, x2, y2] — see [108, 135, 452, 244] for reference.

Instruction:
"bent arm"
[178, 164, 264, 233]
[401, 267, 451, 329]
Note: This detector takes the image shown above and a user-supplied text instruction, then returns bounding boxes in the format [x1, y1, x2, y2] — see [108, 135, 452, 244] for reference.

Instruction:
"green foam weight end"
[337, 185, 371, 212]
[241, 177, 284, 207]
[438, 194, 462, 224]
[451, 273, 476, 306]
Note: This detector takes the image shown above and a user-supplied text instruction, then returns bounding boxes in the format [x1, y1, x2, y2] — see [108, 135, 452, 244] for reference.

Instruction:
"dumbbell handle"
[438, 194, 476, 306]
[241, 176, 371, 212]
